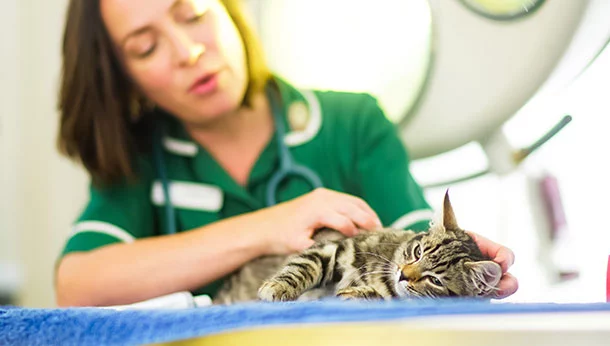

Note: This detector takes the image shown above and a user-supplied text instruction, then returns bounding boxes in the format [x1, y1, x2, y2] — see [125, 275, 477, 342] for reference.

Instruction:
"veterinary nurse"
[54, 0, 518, 306]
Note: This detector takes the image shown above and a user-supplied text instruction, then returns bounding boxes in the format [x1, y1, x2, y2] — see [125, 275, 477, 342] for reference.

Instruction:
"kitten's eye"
[412, 244, 422, 261]
[428, 276, 443, 287]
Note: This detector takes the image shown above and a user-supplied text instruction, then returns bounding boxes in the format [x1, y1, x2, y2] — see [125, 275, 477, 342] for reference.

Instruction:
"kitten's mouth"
[394, 270, 410, 297]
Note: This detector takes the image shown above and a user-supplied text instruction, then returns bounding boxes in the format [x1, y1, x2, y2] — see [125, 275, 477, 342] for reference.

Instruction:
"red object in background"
[607, 256, 610, 302]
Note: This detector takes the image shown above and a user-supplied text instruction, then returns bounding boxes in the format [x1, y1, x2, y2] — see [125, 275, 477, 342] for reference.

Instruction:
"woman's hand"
[256, 188, 382, 255]
[467, 231, 519, 298]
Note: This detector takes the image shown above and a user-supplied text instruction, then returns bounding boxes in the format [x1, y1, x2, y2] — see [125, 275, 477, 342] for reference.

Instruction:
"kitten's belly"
[214, 254, 336, 304]
[297, 287, 335, 301]
[336, 267, 362, 290]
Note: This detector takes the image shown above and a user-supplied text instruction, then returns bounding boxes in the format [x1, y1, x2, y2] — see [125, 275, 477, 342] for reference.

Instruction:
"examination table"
[1, 299, 610, 345]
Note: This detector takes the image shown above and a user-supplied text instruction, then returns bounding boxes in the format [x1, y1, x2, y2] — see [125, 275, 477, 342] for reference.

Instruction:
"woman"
[55, 0, 518, 306]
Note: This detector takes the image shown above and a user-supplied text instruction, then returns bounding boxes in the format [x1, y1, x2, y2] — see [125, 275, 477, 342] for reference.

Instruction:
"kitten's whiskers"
[344, 262, 373, 288]
[344, 263, 395, 288]
[354, 251, 398, 267]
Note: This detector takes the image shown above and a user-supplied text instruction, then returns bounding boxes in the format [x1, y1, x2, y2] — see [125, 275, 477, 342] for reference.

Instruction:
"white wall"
[3, 0, 89, 307]
[507, 41, 610, 303]
[0, 0, 22, 299]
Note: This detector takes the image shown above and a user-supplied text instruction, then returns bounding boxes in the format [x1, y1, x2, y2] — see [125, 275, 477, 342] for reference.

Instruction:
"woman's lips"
[188, 72, 219, 95]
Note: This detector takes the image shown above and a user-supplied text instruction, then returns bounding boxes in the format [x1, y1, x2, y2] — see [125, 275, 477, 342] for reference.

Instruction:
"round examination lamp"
[246, 0, 433, 125]
[248, 0, 610, 183]
[458, 0, 546, 21]
[401, 0, 609, 160]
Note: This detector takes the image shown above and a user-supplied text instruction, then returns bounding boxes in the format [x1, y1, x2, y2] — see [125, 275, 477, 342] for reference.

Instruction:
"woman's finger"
[466, 231, 515, 273]
[494, 272, 519, 299]
[336, 202, 381, 231]
[494, 247, 516, 273]
[466, 231, 500, 258]
[348, 196, 383, 227]
[318, 212, 359, 237]
[325, 189, 381, 226]
[294, 237, 316, 252]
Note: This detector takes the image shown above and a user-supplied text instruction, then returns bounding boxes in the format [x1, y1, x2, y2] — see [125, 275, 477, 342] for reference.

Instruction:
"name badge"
[151, 181, 223, 212]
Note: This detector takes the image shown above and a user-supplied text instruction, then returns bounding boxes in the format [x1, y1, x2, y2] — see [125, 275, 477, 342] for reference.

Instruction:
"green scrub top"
[59, 77, 433, 297]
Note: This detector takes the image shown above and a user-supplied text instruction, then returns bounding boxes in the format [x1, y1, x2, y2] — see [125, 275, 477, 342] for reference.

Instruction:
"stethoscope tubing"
[265, 85, 323, 206]
[156, 84, 323, 235]
[154, 122, 179, 235]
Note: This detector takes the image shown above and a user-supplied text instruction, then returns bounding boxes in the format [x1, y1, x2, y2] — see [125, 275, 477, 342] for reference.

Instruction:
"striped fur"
[214, 192, 502, 304]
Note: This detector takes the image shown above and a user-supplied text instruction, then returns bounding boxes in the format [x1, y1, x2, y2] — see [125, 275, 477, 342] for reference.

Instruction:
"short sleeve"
[59, 159, 156, 257]
[354, 95, 433, 231]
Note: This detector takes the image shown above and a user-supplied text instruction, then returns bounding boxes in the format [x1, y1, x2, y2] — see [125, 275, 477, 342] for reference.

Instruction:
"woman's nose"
[184, 44, 205, 67]
[170, 28, 205, 67]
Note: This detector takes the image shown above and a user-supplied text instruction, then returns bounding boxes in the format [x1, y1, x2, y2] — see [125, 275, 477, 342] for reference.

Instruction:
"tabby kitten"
[214, 192, 502, 304]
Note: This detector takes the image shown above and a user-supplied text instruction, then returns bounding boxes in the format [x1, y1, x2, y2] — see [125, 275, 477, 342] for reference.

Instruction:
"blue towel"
[2, 299, 610, 346]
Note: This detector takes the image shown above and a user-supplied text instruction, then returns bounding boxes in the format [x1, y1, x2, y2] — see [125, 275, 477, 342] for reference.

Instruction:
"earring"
[130, 94, 156, 121]
[130, 96, 142, 120]
[142, 98, 156, 112]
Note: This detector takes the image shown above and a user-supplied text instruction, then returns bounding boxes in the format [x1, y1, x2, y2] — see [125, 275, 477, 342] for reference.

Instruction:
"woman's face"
[101, 0, 248, 125]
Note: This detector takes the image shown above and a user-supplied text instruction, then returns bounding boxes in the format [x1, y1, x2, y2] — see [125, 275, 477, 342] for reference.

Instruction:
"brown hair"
[57, 0, 271, 186]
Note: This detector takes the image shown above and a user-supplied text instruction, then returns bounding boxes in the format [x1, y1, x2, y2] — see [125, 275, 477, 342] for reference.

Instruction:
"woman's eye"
[187, 12, 207, 23]
[125, 34, 157, 59]
[428, 276, 443, 287]
[137, 45, 156, 58]
[176, 1, 210, 24]
[413, 244, 422, 260]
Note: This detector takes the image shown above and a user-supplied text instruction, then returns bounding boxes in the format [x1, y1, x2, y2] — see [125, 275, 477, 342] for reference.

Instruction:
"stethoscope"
[153, 83, 323, 235]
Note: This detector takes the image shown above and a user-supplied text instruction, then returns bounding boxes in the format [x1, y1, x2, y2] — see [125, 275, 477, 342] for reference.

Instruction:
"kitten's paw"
[336, 287, 382, 301]
[336, 288, 365, 300]
[258, 280, 300, 302]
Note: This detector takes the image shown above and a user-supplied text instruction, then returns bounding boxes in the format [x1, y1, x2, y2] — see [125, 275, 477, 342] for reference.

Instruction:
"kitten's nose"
[401, 265, 420, 282]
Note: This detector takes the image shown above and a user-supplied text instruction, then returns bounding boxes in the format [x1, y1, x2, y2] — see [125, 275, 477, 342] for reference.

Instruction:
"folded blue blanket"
[2, 299, 610, 346]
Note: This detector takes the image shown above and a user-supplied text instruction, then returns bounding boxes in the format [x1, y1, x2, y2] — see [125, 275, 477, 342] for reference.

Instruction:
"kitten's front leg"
[336, 286, 384, 301]
[259, 246, 336, 302]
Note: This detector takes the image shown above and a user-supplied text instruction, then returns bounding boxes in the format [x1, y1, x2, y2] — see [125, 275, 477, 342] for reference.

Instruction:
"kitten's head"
[394, 191, 502, 298]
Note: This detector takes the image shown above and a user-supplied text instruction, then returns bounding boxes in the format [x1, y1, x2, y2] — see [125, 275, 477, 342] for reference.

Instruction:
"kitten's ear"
[465, 261, 502, 291]
[443, 190, 459, 230]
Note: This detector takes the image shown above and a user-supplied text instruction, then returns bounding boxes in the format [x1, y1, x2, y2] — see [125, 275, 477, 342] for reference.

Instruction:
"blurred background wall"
[1, 0, 89, 307]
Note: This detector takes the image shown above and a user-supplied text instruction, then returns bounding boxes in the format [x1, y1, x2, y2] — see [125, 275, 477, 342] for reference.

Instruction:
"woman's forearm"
[55, 188, 384, 307]
[55, 211, 272, 307]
